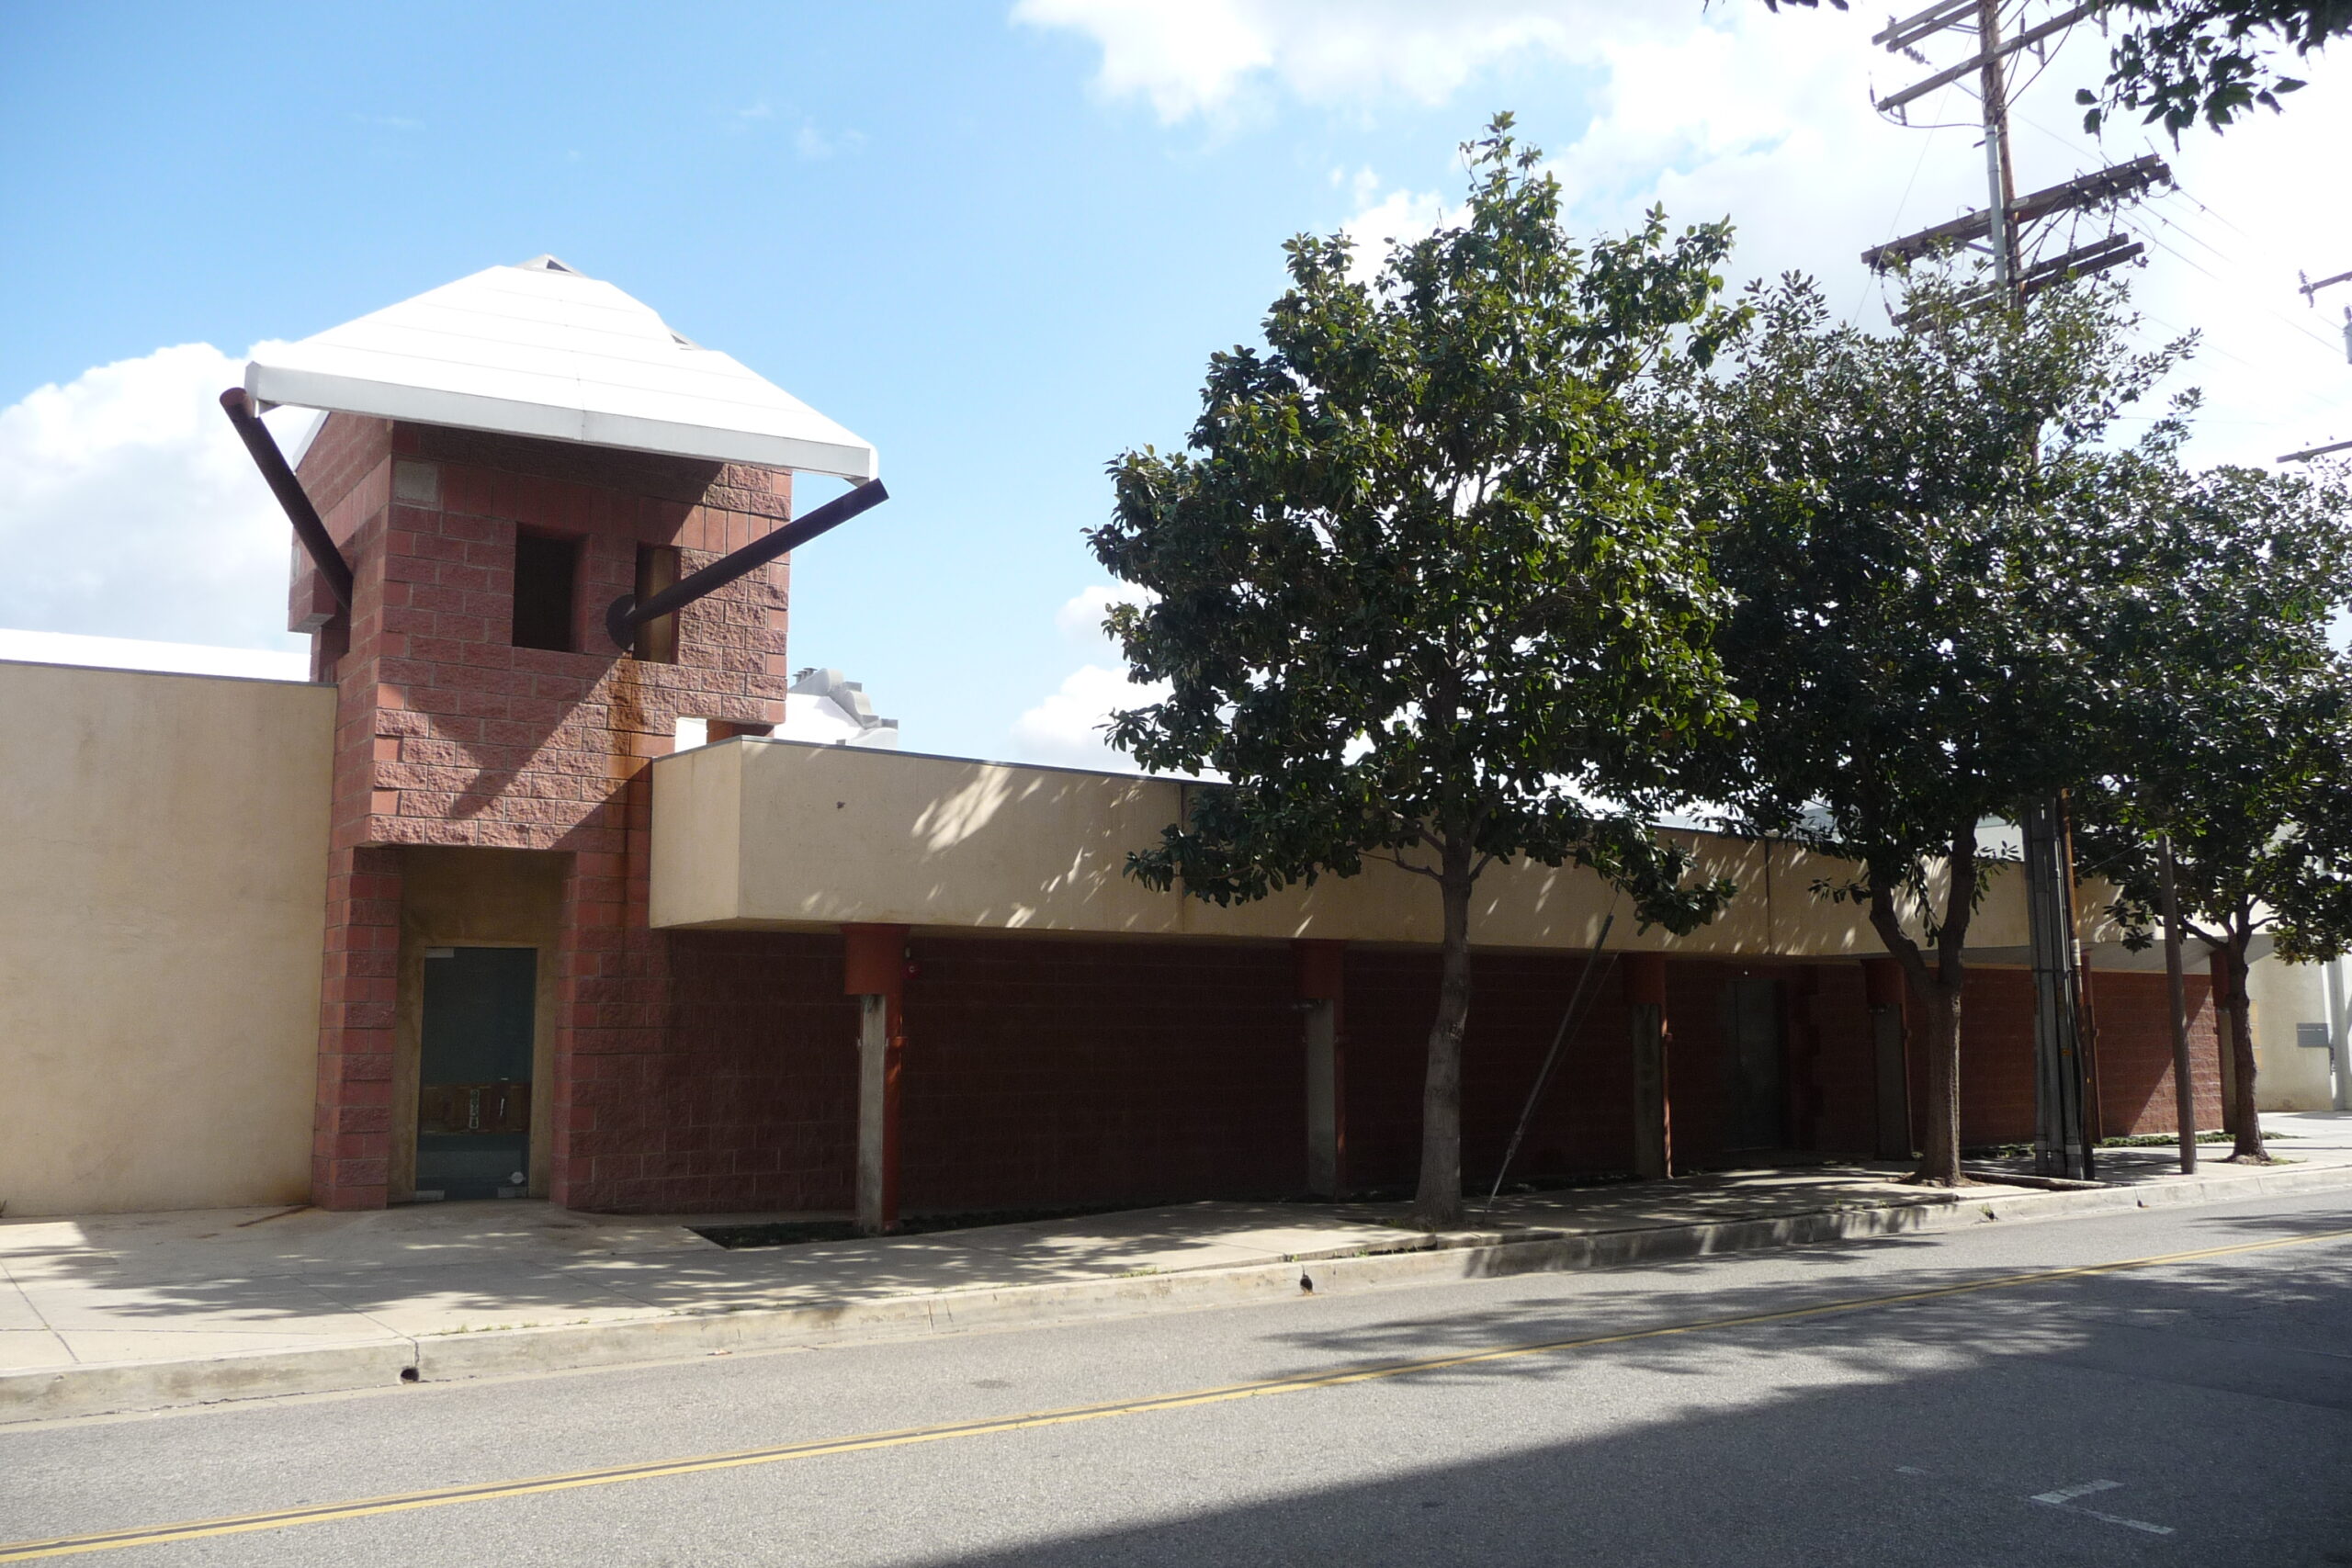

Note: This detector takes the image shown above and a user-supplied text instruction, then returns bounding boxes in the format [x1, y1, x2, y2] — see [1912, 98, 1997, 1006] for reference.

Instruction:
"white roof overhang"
[244, 256, 876, 481]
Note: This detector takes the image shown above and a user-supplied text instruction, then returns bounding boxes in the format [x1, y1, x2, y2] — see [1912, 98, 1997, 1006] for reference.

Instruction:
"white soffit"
[243, 256, 877, 481]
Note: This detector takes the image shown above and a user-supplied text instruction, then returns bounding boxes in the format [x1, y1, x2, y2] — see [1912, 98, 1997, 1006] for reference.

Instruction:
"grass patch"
[1965, 1129, 2296, 1159]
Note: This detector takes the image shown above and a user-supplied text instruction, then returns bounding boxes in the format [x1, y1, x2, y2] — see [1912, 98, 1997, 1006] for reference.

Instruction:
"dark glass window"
[511, 533, 579, 652]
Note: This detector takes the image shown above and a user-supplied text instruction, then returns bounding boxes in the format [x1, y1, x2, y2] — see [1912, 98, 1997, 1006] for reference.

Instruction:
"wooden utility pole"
[1863, 1, 2172, 1181]
[1977, 0, 2020, 290]
[2158, 835, 2199, 1173]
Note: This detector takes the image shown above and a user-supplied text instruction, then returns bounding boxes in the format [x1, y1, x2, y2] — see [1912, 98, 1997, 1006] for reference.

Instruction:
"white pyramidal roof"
[244, 256, 876, 480]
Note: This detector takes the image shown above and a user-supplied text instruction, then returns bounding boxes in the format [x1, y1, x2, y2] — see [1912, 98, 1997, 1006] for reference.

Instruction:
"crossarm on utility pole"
[1873, 0, 1978, 55]
[1874, 2, 2101, 113]
[1860, 156, 2171, 271]
[2300, 268, 2352, 305]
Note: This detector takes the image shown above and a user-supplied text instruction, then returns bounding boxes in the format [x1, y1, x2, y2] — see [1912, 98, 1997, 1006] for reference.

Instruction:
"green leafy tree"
[1680, 265, 2184, 1184]
[2070, 454, 2352, 1159]
[1089, 118, 1745, 1229]
[2083, 1, 2350, 137]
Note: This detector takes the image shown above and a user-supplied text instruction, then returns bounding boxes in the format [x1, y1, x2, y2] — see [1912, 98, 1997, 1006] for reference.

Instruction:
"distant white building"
[673, 666, 899, 751]
[779, 667, 899, 749]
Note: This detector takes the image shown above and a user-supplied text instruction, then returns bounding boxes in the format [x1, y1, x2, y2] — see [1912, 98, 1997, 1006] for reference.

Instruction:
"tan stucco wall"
[0, 660, 334, 1216]
[651, 739, 2109, 960]
[2247, 953, 2339, 1111]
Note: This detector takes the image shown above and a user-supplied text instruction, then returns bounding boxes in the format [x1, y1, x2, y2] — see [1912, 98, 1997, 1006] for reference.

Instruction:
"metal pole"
[2159, 833, 2198, 1174]
[2025, 797, 2089, 1179]
[605, 479, 888, 650]
[1977, 0, 2017, 292]
[2328, 956, 2351, 1113]
[1485, 914, 1616, 1212]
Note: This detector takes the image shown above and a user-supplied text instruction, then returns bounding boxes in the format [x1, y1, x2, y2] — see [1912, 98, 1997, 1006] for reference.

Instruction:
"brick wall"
[290, 417, 801, 1210]
[1343, 951, 1642, 1193]
[1901, 964, 2224, 1149]
[2089, 968, 2224, 1136]
[1803, 963, 1882, 1155]
[548, 933, 2228, 1216]
[310, 847, 401, 1208]
[560, 931, 860, 1213]
[897, 937, 1302, 1210]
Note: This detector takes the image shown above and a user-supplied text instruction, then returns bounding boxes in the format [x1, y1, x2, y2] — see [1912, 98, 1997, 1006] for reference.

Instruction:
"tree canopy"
[1090, 118, 1744, 1226]
[1679, 262, 2187, 1181]
[2069, 451, 2352, 1156]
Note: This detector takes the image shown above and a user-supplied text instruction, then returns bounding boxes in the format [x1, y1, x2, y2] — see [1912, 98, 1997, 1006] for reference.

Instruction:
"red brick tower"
[244, 257, 876, 1211]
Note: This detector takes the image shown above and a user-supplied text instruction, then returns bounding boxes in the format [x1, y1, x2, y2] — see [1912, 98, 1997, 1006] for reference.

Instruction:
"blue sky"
[5, 3, 2348, 763]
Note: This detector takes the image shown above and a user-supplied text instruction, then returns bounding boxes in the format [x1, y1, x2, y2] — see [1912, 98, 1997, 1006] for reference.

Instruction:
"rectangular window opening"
[634, 544, 682, 664]
[512, 533, 580, 652]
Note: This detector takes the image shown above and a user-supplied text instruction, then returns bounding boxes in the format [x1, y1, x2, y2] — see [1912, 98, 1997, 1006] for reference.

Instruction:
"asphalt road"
[6, 1190, 2351, 1567]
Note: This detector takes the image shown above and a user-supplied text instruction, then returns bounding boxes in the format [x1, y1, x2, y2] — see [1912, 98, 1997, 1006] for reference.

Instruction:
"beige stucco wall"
[2247, 953, 2339, 1111]
[0, 660, 334, 1216]
[651, 739, 2110, 960]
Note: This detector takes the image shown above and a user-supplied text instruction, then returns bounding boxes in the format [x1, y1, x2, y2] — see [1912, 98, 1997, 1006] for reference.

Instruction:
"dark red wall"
[579, 933, 2230, 1215]
[897, 937, 1301, 1210]
[2089, 969, 2224, 1136]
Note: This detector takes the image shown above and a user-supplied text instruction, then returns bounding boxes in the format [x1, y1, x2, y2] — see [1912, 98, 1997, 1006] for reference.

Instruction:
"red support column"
[1623, 953, 1672, 1179]
[845, 923, 908, 1233]
[1294, 940, 1348, 1198]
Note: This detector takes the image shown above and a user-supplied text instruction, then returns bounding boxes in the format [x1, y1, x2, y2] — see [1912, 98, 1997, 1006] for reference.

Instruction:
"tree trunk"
[1866, 826, 1977, 1186]
[2222, 932, 2267, 1162]
[1414, 837, 1477, 1230]
[1915, 982, 1963, 1184]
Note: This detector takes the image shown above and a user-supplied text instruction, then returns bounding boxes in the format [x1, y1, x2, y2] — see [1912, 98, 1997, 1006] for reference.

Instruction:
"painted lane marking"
[5, 1222, 2346, 1562]
[2029, 1481, 2174, 1536]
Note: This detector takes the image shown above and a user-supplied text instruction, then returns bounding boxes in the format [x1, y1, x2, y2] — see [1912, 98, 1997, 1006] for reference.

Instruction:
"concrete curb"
[9, 1160, 2350, 1425]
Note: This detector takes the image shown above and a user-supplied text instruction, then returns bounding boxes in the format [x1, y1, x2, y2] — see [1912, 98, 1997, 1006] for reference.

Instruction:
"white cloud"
[1011, 0, 1664, 125]
[795, 122, 866, 161]
[1338, 179, 1457, 284]
[1027, 1, 2352, 469]
[0, 343, 312, 651]
[1521, 12, 2352, 470]
[1012, 585, 1170, 769]
[1052, 582, 1129, 647]
[1011, 662, 1169, 770]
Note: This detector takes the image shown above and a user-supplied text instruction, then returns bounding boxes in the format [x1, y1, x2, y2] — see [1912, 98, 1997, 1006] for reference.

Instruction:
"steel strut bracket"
[220, 388, 354, 609]
[605, 479, 888, 652]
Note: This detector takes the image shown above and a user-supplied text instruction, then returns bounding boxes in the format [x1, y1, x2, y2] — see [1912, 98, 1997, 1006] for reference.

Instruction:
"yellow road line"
[6, 1223, 2348, 1562]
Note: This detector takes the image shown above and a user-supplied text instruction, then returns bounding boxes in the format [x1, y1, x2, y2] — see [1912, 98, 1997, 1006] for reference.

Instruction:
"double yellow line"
[7, 1224, 2347, 1562]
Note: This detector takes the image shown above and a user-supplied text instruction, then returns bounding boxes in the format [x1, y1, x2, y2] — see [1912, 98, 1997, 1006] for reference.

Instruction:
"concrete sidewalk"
[7, 1112, 2350, 1424]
